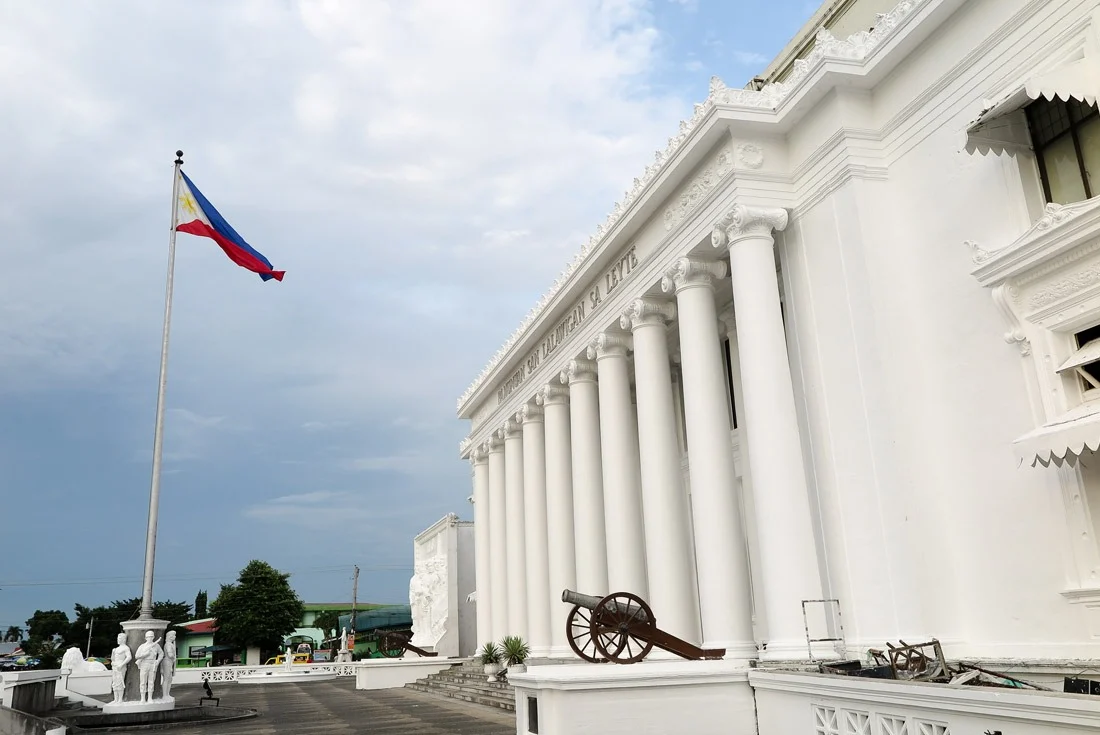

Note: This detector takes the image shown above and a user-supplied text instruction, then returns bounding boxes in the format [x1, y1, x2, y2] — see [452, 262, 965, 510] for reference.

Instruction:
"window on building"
[1058, 323, 1100, 399]
[1026, 96, 1100, 205]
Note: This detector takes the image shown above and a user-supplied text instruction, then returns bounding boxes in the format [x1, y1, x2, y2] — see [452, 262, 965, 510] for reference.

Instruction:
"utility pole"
[350, 565, 359, 640]
[85, 617, 95, 659]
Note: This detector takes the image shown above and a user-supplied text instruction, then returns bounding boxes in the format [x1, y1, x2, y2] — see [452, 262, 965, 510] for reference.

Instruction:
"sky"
[0, 0, 823, 634]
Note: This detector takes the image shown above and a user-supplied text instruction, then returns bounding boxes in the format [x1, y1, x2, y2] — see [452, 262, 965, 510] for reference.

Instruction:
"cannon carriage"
[562, 589, 725, 664]
[374, 630, 439, 659]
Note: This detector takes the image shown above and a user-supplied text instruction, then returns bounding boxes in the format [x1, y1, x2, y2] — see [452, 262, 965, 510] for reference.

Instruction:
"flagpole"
[139, 149, 184, 620]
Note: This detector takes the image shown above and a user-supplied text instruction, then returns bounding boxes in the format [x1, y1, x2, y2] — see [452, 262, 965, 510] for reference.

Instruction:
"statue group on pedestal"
[109, 629, 177, 705]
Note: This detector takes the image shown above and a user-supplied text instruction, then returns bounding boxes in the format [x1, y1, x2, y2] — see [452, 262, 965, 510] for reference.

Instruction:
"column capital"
[561, 357, 598, 385]
[620, 298, 676, 331]
[518, 403, 544, 424]
[660, 257, 728, 295]
[485, 434, 504, 453]
[499, 417, 522, 439]
[587, 331, 633, 360]
[470, 445, 489, 464]
[536, 381, 570, 406]
[711, 204, 789, 251]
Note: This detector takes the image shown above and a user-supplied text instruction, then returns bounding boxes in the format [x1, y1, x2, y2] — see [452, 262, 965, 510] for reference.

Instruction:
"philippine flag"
[174, 171, 285, 282]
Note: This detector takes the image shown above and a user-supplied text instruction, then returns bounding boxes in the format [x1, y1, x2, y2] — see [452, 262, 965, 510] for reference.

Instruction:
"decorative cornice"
[662, 144, 733, 232]
[459, 436, 473, 457]
[712, 204, 790, 250]
[991, 283, 1031, 356]
[519, 403, 544, 424]
[456, 0, 931, 413]
[587, 332, 633, 360]
[661, 257, 728, 294]
[971, 198, 1100, 287]
[621, 298, 677, 330]
[535, 381, 570, 406]
[561, 358, 598, 385]
[736, 142, 764, 169]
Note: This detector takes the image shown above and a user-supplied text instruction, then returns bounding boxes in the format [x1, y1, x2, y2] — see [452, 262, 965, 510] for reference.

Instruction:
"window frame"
[1026, 96, 1100, 204]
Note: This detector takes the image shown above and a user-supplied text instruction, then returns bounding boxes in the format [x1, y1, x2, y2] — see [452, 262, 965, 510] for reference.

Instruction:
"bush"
[477, 641, 501, 665]
[500, 635, 530, 666]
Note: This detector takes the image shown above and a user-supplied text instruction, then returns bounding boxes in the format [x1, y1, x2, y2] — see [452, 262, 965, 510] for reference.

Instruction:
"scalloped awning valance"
[964, 27, 1100, 156]
[1013, 403, 1100, 468]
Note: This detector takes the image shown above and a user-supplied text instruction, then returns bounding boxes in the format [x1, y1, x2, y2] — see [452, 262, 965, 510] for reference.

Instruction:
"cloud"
[732, 50, 769, 65]
[341, 454, 428, 474]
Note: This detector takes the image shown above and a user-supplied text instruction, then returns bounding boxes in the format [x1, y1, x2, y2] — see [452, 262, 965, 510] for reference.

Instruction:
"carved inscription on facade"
[496, 246, 639, 402]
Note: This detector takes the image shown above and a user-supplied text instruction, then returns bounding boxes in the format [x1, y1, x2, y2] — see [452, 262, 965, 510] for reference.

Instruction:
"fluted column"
[562, 358, 609, 597]
[502, 418, 528, 639]
[662, 258, 755, 658]
[622, 298, 701, 645]
[470, 447, 492, 647]
[713, 204, 823, 660]
[486, 434, 509, 641]
[588, 332, 648, 597]
[519, 404, 552, 658]
[537, 382, 577, 657]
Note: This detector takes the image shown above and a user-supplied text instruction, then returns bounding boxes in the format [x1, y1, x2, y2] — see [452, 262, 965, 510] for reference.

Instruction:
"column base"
[701, 640, 758, 661]
[758, 639, 840, 663]
[546, 646, 579, 660]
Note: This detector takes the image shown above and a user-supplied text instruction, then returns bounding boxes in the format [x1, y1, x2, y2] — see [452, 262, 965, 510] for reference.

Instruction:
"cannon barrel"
[561, 589, 651, 623]
[562, 589, 603, 609]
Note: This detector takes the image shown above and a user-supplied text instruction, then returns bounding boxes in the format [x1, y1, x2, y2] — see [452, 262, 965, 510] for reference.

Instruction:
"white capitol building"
[454, 0, 1100, 732]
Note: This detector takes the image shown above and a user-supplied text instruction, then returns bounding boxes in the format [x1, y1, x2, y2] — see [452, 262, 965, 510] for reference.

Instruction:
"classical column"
[562, 358, 609, 597]
[519, 404, 552, 658]
[502, 418, 528, 639]
[622, 298, 701, 645]
[486, 434, 509, 641]
[662, 258, 755, 658]
[537, 381, 577, 657]
[470, 446, 493, 647]
[712, 204, 823, 660]
[588, 332, 648, 597]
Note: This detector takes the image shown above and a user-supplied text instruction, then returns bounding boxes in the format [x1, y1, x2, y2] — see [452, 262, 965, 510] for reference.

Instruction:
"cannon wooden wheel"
[566, 605, 607, 663]
[378, 631, 409, 658]
[591, 592, 654, 664]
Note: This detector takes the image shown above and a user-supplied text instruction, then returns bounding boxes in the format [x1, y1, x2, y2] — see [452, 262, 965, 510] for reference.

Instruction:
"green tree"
[312, 610, 341, 641]
[210, 560, 304, 652]
[25, 610, 70, 641]
[195, 590, 208, 618]
[68, 599, 193, 658]
[3, 626, 21, 643]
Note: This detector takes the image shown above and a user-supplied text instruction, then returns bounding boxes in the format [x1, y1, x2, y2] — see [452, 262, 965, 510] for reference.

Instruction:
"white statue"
[61, 647, 87, 673]
[160, 631, 177, 699]
[134, 631, 163, 703]
[283, 646, 293, 671]
[109, 633, 132, 704]
[340, 627, 348, 652]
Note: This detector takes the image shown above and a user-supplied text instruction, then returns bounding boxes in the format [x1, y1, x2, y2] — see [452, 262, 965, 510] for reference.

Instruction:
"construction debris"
[819, 639, 1052, 691]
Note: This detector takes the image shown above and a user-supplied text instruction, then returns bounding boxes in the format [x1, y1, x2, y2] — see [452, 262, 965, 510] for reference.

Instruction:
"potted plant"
[500, 635, 530, 674]
[478, 642, 502, 681]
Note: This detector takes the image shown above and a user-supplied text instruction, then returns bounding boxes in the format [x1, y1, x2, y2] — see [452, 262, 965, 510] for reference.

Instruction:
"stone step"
[425, 672, 514, 690]
[404, 682, 515, 712]
[420, 677, 516, 699]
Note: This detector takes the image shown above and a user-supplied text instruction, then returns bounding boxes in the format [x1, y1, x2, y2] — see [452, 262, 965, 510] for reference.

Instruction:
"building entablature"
[456, 0, 968, 445]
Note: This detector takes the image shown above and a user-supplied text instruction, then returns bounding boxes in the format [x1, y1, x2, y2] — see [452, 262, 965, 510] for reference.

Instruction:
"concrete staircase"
[405, 661, 515, 712]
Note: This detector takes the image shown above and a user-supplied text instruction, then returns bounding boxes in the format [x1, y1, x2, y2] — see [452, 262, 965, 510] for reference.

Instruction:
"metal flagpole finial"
[174, 150, 184, 165]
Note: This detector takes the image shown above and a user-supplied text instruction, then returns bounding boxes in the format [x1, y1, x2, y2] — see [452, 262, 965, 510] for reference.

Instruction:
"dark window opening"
[527, 696, 539, 734]
[1026, 96, 1100, 205]
[723, 338, 738, 429]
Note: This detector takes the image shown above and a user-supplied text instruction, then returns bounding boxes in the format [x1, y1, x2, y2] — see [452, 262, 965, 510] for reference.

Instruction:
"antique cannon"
[562, 589, 725, 664]
[376, 630, 439, 659]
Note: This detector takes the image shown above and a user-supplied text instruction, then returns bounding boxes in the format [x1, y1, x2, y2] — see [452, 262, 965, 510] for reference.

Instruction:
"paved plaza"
[164, 679, 513, 735]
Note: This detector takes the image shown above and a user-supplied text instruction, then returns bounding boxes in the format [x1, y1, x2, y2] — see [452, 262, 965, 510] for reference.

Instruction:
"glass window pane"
[1042, 134, 1088, 204]
[1079, 115, 1100, 197]
[1028, 98, 1072, 147]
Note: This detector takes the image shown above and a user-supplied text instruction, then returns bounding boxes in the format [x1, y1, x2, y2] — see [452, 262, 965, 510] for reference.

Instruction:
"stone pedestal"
[120, 619, 169, 705]
[409, 513, 476, 658]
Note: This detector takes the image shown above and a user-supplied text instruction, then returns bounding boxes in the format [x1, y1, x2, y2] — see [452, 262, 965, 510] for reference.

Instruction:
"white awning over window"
[1013, 403, 1100, 468]
[964, 26, 1100, 156]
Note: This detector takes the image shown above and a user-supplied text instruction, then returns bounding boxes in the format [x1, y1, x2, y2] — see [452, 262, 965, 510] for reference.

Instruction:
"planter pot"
[509, 663, 527, 674]
[483, 662, 502, 681]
